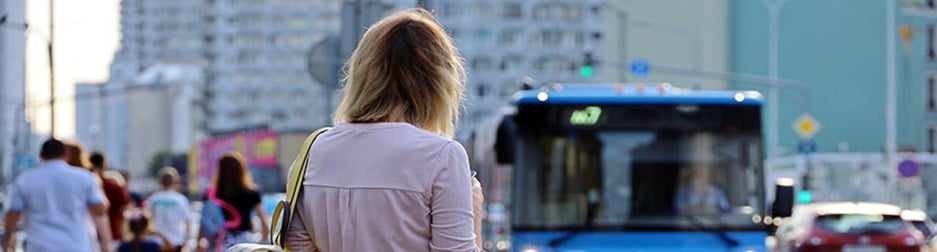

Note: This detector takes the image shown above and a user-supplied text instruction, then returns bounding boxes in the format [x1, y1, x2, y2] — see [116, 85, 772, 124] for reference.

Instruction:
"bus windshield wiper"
[547, 191, 599, 248]
[685, 215, 740, 248]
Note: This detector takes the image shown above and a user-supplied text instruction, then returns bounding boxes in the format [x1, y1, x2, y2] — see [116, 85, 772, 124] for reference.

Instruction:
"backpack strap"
[207, 186, 242, 230]
[272, 127, 329, 248]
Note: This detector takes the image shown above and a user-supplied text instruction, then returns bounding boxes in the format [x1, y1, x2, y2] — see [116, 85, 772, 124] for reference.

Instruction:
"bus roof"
[513, 83, 763, 105]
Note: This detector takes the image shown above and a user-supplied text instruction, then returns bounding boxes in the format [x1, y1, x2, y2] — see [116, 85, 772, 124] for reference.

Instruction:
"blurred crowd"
[2, 139, 268, 252]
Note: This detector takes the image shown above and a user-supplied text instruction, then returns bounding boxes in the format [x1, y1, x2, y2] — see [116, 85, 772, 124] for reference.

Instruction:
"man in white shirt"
[2, 138, 108, 252]
[147, 167, 192, 251]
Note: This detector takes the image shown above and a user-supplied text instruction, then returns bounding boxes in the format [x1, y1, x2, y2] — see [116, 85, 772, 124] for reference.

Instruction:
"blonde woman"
[284, 8, 483, 252]
[65, 141, 114, 252]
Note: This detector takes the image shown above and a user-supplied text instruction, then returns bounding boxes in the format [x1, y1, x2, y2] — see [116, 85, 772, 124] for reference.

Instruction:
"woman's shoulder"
[330, 122, 458, 151]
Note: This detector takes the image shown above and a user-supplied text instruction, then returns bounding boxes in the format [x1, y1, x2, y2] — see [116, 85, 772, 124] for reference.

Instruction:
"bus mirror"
[494, 115, 517, 165]
[771, 177, 795, 218]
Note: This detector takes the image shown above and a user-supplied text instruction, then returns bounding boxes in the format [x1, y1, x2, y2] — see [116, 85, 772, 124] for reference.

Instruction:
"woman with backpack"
[199, 152, 269, 251]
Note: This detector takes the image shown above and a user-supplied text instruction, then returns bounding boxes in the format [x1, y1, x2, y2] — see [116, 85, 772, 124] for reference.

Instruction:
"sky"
[25, 0, 120, 139]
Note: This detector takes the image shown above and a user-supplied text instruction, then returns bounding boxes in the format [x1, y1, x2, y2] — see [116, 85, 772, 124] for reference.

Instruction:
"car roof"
[795, 202, 904, 216]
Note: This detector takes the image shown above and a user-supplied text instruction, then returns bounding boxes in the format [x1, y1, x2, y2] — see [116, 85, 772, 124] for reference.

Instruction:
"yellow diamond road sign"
[793, 114, 821, 139]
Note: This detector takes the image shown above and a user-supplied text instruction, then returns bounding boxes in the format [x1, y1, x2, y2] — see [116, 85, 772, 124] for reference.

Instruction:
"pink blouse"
[284, 122, 479, 252]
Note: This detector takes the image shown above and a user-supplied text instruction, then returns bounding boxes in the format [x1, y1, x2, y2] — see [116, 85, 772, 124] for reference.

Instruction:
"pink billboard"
[195, 130, 278, 188]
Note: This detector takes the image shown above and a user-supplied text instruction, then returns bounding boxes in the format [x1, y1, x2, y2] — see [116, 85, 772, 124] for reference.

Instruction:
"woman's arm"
[283, 197, 318, 251]
[93, 214, 113, 252]
[254, 204, 270, 240]
[471, 177, 484, 250]
[429, 142, 479, 252]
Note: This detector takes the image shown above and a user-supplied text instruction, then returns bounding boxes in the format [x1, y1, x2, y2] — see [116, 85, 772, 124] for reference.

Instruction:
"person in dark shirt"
[214, 152, 267, 249]
[119, 170, 146, 208]
[118, 209, 170, 252]
[90, 151, 132, 240]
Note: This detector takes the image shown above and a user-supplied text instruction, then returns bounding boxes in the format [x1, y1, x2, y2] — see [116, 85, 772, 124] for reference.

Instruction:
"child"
[118, 209, 170, 252]
[147, 167, 192, 252]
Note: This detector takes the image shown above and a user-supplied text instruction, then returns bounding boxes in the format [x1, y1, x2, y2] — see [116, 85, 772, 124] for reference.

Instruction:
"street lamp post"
[48, 0, 55, 137]
[761, 0, 788, 158]
[885, 0, 898, 203]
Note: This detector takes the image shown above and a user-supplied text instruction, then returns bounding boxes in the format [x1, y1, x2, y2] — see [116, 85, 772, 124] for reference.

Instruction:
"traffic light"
[798, 173, 812, 203]
[797, 190, 812, 204]
[580, 52, 595, 78]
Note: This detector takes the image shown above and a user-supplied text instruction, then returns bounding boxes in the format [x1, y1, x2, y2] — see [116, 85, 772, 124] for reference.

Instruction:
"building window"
[929, 25, 936, 61]
[476, 83, 488, 98]
[532, 4, 547, 20]
[929, 72, 937, 111]
[500, 56, 523, 71]
[473, 3, 494, 19]
[501, 82, 518, 97]
[473, 29, 492, 45]
[929, 124, 937, 153]
[503, 2, 523, 19]
[439, 2, 461, 19]
[498, 29, 520, 45]
[472, 57, 493, 71]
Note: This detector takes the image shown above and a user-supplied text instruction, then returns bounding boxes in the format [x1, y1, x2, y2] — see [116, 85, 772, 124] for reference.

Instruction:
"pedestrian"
[65, 141, 91, 169]
[2, 138, 109, 252]
[90, 151, 132, 242]
[282, 8, 483, 251]
[119, 170, 146, 208]
[117, 209, 172, 252]
[199, 152, 268, 249]
[147, 167, 192, 252]
[65, 141, 115, 251]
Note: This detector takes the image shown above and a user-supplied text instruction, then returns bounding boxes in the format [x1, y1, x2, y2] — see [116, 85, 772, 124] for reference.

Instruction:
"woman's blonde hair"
[333, 8, 466, 138]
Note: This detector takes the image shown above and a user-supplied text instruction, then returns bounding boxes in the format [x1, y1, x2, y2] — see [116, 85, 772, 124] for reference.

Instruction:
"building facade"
[732, 0, 937, 210]
[124, 64, 203, 183]
[74, 83, 105, 152]
[0, 0, 27, 184]
[429, 0, 604, 137]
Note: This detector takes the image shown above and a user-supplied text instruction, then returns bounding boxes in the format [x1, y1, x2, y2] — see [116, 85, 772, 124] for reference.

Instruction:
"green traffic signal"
[797, 190, 812, 204]
[579, 65, 594, 78]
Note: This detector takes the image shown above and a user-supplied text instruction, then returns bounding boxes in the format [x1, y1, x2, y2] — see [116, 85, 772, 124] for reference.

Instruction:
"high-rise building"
[428, 0, 605, 137]
[204, 0, 340, 133]
[113, 0, 207, 72]
[110, 0, 414, 134]
[106, 0, 417, 170]
[0, 0, 27, 184]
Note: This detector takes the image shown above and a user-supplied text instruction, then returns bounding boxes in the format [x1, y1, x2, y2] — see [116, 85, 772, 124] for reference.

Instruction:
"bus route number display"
[569, 106, 603, 126]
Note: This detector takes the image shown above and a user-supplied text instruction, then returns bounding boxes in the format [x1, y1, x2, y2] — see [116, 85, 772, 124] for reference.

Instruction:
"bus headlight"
[520, 246, 540, 252]
[496, 240, 511, 251]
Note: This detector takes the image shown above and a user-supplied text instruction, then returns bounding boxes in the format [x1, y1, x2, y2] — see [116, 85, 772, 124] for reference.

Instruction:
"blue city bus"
[494, 83, 770, 252]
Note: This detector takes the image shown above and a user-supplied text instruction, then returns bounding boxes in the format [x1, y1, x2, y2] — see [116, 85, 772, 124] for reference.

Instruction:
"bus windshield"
[511, 104, 764, 231]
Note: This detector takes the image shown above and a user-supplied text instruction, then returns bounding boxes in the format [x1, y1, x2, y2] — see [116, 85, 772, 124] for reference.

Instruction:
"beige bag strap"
[272, 127, 329, 249]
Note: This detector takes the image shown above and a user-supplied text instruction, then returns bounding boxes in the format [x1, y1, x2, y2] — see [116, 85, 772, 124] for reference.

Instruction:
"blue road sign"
[630, 58, 650, 77]
[898, 159, 920, 178]
[15, 155, 36, 170]
[797, 139, 816, 154]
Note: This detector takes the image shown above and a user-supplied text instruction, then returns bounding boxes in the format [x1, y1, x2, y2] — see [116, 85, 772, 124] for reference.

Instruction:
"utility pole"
[762, 0, 788, 158]
[48, 0, 56, 137]
[885, 0, 898, 203]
